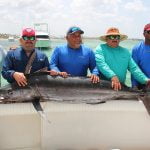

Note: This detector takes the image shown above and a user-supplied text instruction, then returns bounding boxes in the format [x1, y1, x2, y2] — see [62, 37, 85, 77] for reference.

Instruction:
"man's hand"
[13, 72, 27, 86]
[48, 70, 59, 76]
[111, 76, 121, 91]
[146, 80, 150, 88]
[9, 45, 18, 50]
[58, 72, 70, 78]
[90, 74, 100, 83]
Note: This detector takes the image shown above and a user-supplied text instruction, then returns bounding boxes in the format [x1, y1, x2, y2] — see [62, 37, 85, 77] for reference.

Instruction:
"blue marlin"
[0, 73, 149, 115]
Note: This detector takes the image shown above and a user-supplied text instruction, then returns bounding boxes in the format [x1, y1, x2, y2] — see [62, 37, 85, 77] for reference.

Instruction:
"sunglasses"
[144, 30, 150, 34]
[107, 35, 120, 40]
[22, 36, 36, 41]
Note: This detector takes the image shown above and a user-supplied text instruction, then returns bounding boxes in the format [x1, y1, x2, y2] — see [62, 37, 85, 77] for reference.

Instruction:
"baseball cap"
[22, 28, 36, 37]
[67, 26, 84, 35]
[144, 23, 150, 31]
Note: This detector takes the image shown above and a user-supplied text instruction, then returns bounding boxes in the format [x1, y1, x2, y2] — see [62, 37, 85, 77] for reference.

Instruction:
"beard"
[23, 42, 35, 52]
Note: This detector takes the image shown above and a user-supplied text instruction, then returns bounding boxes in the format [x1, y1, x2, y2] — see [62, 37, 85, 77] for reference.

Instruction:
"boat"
[8, 36, 15, 42]
[34, 23, 51, 50]
[0, 75, 150, 150]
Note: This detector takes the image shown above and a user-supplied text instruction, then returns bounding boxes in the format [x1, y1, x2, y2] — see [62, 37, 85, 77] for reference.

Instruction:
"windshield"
[36, 35, 49, 39]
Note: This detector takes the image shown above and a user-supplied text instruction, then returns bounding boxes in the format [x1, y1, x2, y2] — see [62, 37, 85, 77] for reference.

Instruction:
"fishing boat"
[34, 23, 51, 50]
[0, 75, 150, 150]
[8, 36, 15, 42]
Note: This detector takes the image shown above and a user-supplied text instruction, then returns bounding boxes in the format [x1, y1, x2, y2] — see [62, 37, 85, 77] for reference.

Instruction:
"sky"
[0, 0, 149, 38]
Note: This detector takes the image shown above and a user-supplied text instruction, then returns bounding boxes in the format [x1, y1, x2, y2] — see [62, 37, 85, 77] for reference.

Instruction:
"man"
[50, 26, 100, 83]
[95, 27, 149, 90]
[2, 28, 56, 86]
[132, 23, 150, 89]
[0, 46, 6, 66]
[0, 46, 6, 87]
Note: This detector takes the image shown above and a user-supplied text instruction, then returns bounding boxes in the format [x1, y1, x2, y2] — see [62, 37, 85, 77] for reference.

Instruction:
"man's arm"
[50, 47, 61, 72]
[43, 54, 50, 71]
[2, 51, 16, 83]
[2, 51, 28, 86]
[88, 49, 100, 83]
[50, 47, 69, 77]
[89, 49, 99, 76]
[131, 46, 140, 87]
[129, 56, 148, 85]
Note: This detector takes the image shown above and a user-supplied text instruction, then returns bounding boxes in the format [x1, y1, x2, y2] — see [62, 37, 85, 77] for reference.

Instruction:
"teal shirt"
[95, 43, 148, 84]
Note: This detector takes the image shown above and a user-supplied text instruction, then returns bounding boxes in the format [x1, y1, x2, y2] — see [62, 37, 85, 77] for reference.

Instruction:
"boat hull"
[0, 100, 150, 150]
[35, 39, 51, 49]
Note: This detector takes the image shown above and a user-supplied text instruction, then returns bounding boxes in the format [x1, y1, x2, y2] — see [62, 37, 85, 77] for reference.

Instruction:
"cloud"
[124, 0, 147, 12]
[70, 0, 122, 18]
[0, 0, 148, 38]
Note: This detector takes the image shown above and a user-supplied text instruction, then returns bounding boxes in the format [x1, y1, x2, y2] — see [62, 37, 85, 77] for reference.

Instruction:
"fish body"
[0, 75, 140, 104]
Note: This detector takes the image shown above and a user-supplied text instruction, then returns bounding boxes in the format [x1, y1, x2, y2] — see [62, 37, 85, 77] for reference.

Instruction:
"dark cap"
[144, 23, 150, 31]
[67, 26, 84, 35]
[22, 28, 35, 37]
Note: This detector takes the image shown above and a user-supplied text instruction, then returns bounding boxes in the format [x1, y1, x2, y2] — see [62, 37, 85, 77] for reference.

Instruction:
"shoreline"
[0, 36, 143, 41]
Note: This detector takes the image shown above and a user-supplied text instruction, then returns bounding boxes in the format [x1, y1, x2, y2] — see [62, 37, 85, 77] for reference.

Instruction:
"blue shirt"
[50, 44, 99, 76]
[2, 47, 49, 83]
[132, 41, 150, 87]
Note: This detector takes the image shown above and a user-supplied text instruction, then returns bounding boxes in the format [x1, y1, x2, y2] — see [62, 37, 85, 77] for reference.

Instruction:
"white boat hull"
[0, 100, 150, 150]
[35, 39, 51, 48]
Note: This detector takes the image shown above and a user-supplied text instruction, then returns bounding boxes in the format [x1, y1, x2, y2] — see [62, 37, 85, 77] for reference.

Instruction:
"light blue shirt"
[95, 43, 148, 85]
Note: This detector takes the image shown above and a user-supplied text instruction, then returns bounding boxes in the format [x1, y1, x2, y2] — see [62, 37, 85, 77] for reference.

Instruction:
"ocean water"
[0, 38, 141, 87]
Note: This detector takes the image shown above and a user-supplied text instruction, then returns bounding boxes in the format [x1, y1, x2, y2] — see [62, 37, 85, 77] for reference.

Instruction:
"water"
[0, 38, 141, 87]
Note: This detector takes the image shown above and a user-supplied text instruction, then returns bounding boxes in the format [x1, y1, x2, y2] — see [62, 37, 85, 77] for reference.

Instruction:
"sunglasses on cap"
[22, 36, 36, 41]
[144, 30, 150, 34]
[107, 35, 120, 40]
